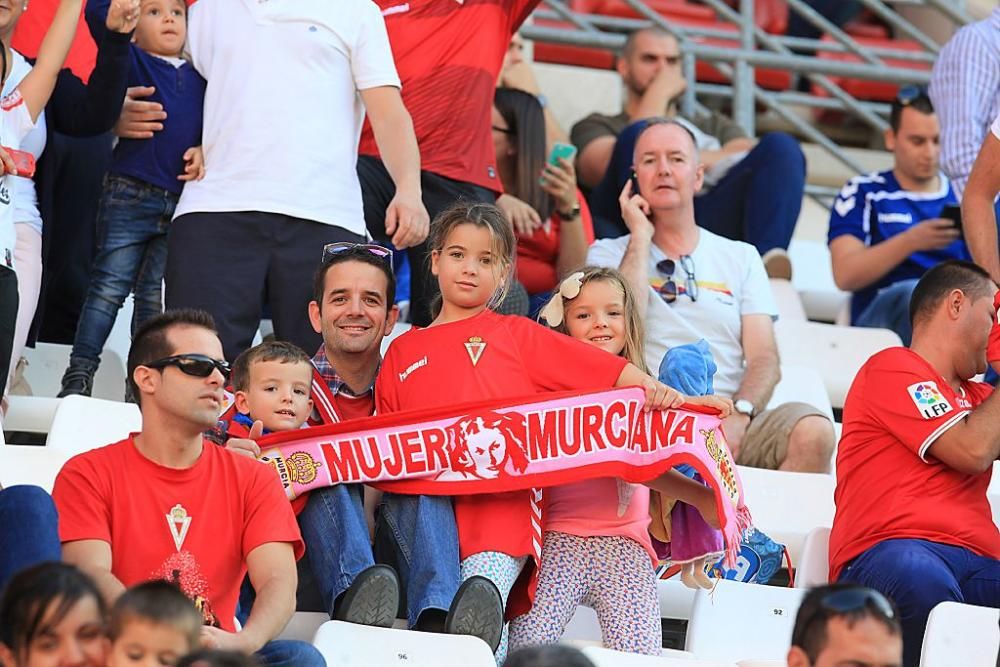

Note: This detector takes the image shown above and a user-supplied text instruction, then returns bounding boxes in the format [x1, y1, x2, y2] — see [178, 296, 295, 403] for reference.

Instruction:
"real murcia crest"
[166, 504, 192, 552]
[464, 337, 486, 367]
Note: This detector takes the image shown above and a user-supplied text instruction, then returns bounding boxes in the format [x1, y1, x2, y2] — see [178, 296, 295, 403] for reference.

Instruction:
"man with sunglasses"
[831, 261, 1000, 667]
[787, 584, 902, 667]
[52, 309, 324, 666]
[588, 119, 835, 474]
[828, 89, 968, 346]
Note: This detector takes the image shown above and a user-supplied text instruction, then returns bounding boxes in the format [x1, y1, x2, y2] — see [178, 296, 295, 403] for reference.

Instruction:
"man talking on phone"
[828, 88, 969, 345]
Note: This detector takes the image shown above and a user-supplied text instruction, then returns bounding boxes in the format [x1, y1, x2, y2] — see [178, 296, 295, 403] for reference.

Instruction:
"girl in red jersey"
[376, 203, 729, 662]
[509, 267, 726, 655]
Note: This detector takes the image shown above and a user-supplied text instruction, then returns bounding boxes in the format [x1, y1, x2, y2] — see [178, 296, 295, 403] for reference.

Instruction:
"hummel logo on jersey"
[834, 197, 855, 217]
[907, 381, 953, 420]
[398, 356, 427, 382]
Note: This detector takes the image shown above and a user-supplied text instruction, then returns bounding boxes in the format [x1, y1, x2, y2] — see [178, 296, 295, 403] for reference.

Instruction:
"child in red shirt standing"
[376, 204, 725, 661]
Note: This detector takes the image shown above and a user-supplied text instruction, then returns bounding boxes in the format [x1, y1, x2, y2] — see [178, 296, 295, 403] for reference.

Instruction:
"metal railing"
[523, 0, 969, 199]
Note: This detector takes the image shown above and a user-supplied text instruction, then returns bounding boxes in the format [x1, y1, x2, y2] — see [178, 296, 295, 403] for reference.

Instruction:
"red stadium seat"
[812, 34, 929, 102]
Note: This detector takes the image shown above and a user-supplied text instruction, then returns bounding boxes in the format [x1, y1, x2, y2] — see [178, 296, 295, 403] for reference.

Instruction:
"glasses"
[144, 354, 231, 379]
[656, 255, 698, 304]
[896, 85, 927, 106]
[321, 242, 394, 272]
[792, 588, 896, 650]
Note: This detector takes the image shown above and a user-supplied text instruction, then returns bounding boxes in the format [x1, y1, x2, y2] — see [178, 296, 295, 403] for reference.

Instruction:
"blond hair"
[540, 266, 649, 373]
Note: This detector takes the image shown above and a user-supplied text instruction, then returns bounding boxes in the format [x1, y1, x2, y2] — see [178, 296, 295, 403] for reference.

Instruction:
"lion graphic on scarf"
[435, 410, 530, 481]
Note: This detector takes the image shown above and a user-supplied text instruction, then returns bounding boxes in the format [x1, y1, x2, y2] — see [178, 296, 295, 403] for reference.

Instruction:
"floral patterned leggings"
[460, 551, 528, 666]
[508, 531, 662, 655]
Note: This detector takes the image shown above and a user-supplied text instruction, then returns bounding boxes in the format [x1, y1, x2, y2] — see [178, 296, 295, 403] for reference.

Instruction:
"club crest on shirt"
[907, 381, 953, 420]
[465, 337, 486, 366]
[166, 504, 192, 552]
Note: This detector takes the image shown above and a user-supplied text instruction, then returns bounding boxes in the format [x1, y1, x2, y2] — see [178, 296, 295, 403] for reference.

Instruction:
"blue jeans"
[0, 485, 61, 592]
[69, 174, 175, 366]
[298, 486, 461, 627]
[588, 122, 803, 255]
[255, 639, 325, 666]
[838, 538, 1000, 667]
[854, 279, 918, 346]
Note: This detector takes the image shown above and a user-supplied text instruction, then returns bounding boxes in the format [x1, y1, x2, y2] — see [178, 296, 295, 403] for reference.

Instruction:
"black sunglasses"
[656, 255, 698, 304]
[792, 588, 896, 649]
[896, 85, 927, 106]
[321, 242, 394, 272]
[144, 354, 231, 379]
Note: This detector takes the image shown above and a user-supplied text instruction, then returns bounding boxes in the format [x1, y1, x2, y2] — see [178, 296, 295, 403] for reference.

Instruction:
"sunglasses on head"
[656, 255, 698, 304]
[144, 354, 231, 379]
[793, 588, 896, 649]
[896, 85, 927, 106]
[321, 242, 394, 272]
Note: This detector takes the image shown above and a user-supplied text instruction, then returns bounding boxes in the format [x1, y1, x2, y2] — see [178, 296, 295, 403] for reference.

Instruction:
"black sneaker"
[444, 576, 503, 652]
[333, 565, 399, 628]
[57, 364, 95, 398]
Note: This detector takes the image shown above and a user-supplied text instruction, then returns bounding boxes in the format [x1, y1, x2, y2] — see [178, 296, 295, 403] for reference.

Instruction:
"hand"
[618, 178, 653, 241]
[686, 394, 734, 418]
[114, 86, 166, 139]
[105, 0, 140, 33]
[201, 627, 257, 654]
[497, 193, 543, 236]
[721, 412, 750, 460]
[226, 420, 263, 459]
[905, 218, 961, 252]
[0, 146, 19, 176]
[647, 64, 687, 109]
[540, 157, 578, 216]
[499, 60, 541, 96]
[385, 188, 429, 250]
[178, 146, 205, 181]
[638, 375, 685, 412]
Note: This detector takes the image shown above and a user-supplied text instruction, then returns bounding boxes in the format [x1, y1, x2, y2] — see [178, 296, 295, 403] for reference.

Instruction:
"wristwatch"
[556, 204, 581, 222]
[734, 399, 756, 419]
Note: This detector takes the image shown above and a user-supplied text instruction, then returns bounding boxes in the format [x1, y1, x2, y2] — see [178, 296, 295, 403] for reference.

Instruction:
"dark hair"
[176, 650, 262, 667]
[504, 645, 597, 667]
[890, 88, 934, 133]
[312, 250, 396, 313]
[230, 340, 312, 393]
[791, 584, 901, 663]
[621, 26, 676, 60]
[110, 581, 201, 650]
[0, 562, 107, 658]
[909, 260, 995, 328]
[127, 309, 218, 406]
[494, 87, 553, 221]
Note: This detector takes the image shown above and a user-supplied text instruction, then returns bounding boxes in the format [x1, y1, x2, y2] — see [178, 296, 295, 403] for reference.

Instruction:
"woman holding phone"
[492, 87, 593, 314]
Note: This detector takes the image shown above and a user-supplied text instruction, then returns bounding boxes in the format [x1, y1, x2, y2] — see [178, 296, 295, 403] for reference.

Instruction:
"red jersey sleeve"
[52, 452, 113, 545]
[987, 291, 1000, 364]
[506, 0, 542, 34]
[375, 343, 402, 414]
[241, 460, 305, 560]
[863, 350, 971, 462]
[509, 317, 629, 392]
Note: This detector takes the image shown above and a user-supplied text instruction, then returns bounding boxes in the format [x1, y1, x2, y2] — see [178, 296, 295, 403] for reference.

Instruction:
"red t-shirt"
[516, 192, 595, 295]
[987, 291, 1000, 363]
[53, 437, 304, 631]
[357, 0, 539, 192]
[375, 309, 629, 560]
[829, 347, 1000, 581]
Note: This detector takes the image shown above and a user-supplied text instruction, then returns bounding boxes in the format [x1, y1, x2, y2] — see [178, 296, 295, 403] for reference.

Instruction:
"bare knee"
[781, 415, 836, 473]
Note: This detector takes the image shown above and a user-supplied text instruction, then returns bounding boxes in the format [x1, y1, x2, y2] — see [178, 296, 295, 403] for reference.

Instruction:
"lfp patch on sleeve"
[907, 381, 954, 419]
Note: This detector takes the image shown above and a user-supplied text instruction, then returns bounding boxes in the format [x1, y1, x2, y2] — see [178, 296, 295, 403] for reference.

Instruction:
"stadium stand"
[919, 602, 1000, 667]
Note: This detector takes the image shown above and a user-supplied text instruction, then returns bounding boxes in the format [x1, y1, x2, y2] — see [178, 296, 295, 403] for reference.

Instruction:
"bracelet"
[556, 205, 581, 222]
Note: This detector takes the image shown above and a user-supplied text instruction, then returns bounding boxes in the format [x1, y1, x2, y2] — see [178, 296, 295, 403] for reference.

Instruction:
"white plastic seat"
[774, 320, 902, 408]
[769, 279, 807, 322]
[2, 395, 61, 435]
[685, 580, 805, 663]
[0, 444, 71, 492]
[581, 645, 727, 666]
[313, 620, 495, 666]
[276, 612, 328, 642]
[46, 395, 141, 455]
[766, 365, 835, 423]
[795, 527, 831, 589]
[21, 342, 128, 401]
[737, 465, 836, 566]
[787, 239, 849, 323]
[920, 601, 1000, 667]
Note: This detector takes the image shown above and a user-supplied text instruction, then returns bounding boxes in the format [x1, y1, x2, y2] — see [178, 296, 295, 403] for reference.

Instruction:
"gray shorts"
[736, 401, 830, 470]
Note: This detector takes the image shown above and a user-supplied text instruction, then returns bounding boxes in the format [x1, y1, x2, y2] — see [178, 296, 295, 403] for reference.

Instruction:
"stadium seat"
[685, 580, 805, 662]
[814, 35, 929, 102]
[794, 527, 831, 589]
[581, 645, 726, 665]
[920, 601, 1000, 667]
[313, 620, 495, 666]
[774, 320, 902, 408]
[736, 465, 836, 565]
[3, 395, 61, 436]
[46, 395, 141, 455]
[0, 444, 71, 492]
[21, 342, 128, 402]
[767, 365, 835, 423]
[787, 239, 849, 323]
[276, 612, 328, 642]
[769, 279, 807, 322]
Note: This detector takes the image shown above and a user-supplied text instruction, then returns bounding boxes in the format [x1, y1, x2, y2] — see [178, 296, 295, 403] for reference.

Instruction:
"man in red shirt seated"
[52, 310, 324, 666]
[830, 260, 1000, 667]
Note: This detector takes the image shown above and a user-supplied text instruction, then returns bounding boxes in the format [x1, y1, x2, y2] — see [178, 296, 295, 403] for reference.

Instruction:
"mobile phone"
[1, 147, 35, 178]
[547, 142, 577, 166]
[630, 170, 641, 196]
[940, 204, 962, 235]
